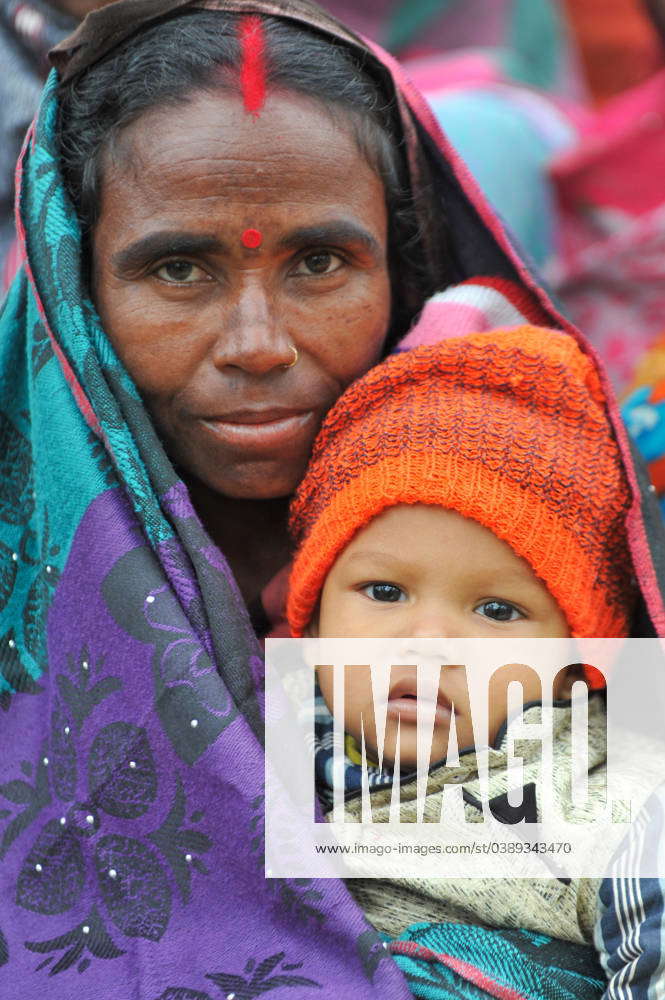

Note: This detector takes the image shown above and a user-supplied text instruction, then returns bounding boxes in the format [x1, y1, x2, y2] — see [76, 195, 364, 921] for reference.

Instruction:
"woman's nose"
[212, 279, 295, 374]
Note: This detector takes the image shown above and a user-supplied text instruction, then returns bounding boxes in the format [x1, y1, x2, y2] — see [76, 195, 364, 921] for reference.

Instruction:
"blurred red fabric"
[562, 0, 664, 103]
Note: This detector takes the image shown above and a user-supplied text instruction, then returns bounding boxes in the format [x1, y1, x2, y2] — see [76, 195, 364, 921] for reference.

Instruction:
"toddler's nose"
[395, 639, 462, 667]
[407, 608, 459, 640]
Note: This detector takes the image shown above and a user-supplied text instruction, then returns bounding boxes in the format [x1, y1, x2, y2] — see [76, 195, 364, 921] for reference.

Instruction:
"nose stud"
[283, 346, 299, 369]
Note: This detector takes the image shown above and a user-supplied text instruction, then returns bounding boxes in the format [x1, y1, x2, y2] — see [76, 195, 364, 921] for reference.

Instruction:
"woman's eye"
[475, 600, 523, 623]
[361, 583, 406, 603]
[294, 251, 342, 276]
[155, 260, 206, 283]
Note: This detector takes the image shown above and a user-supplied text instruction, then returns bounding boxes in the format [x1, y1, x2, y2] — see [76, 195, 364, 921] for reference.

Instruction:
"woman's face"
[93, 89, 391, 499]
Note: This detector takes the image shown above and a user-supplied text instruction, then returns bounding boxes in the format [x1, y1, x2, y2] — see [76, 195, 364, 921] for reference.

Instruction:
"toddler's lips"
[385, 686, 453, 725]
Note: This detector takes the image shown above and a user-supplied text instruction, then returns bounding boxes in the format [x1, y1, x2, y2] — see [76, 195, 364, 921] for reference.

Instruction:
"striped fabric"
[596, 792, 665, 998]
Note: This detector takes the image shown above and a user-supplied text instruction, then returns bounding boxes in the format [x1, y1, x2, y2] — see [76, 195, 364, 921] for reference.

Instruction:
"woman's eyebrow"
[112, 231, 224, 271]
[111, 223, 381, 272]
[277, 222, 381, 256]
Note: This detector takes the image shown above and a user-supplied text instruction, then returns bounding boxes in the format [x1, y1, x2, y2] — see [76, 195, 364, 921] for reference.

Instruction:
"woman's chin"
[191, 462, 307, 502]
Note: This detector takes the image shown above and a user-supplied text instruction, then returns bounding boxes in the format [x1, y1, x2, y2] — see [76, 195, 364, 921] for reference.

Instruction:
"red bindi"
[239, 15, 266, 117]
[241, 228, 263, 250]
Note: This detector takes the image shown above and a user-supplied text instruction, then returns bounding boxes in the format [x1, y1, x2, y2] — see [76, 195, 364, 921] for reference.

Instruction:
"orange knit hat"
[288, 327, 635, 648]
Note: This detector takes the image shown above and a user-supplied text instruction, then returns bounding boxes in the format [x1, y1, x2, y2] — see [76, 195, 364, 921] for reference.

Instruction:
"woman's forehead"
[116, 86, 365, 167]
[98, 89, 388, 238]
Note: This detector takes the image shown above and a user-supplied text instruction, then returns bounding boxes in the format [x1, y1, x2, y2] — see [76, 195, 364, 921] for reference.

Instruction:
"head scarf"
[1, 2, 665, 998]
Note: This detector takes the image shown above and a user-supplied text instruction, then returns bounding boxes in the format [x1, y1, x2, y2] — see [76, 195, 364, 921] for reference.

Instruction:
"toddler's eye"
[475, 600, 523, 622]
[361, 583, 406, 603]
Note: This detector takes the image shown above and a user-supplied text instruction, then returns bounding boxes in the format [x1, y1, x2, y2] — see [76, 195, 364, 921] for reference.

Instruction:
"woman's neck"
[185, 478, 292, 607]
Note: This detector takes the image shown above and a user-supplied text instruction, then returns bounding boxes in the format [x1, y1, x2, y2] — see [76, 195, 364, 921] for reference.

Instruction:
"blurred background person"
[1, 1, 112, 286]
[323, 0, 584, 96]
[334, 0, 665, 394]
[321, 0, 665, 513]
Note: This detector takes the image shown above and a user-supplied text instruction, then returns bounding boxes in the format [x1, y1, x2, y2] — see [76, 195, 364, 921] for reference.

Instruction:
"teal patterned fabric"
[389, 923, 605, 1000]
[2, 67, 264, 700]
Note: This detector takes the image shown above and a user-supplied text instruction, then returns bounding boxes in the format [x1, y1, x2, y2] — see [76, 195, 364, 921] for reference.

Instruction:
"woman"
[1, 2, 664, 998]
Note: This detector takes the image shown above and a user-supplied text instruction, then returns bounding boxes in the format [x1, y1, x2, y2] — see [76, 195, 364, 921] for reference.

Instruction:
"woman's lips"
[200, 409, 316, 451]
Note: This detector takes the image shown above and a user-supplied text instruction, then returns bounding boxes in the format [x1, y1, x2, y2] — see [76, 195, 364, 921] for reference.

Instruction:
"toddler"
[286, 327, 639, 990]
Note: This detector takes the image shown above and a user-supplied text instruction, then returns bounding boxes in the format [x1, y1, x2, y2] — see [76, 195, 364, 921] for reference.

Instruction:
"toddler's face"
[312, 504, 573, 767]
